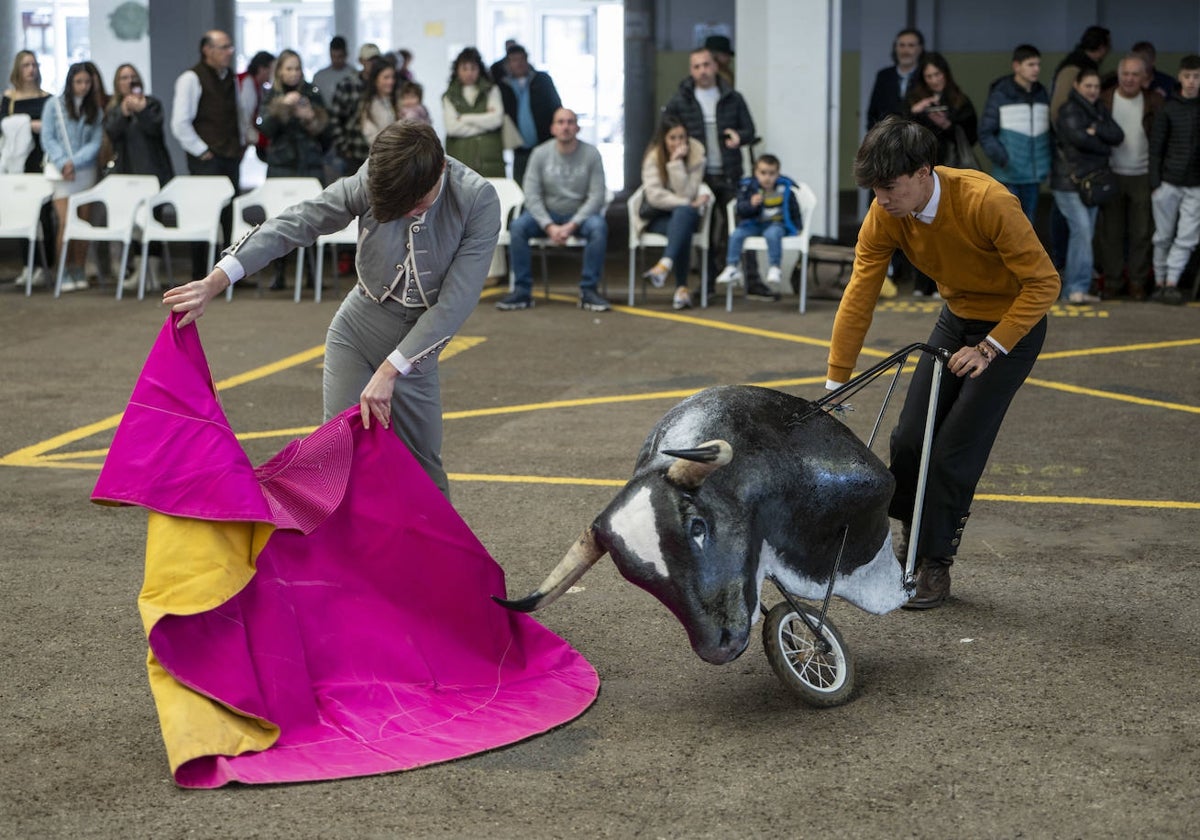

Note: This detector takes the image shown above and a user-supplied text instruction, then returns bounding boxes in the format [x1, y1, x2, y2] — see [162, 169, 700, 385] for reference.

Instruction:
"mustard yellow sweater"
[827, 167, 1059, 383]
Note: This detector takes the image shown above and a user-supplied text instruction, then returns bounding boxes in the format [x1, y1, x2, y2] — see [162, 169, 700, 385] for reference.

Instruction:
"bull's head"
[496, 440, 759, 665]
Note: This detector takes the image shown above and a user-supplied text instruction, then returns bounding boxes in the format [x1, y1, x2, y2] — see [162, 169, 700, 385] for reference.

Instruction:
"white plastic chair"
[626, 183, 714, 308]
[528, 189, 613, 299]
[313, 218, 359, 304]
[485, 177, 524, 288]
[134, 176, 234, 301]
[228, 177, 324, 302]
[0, 174, 54, 296]
[53, 174, 160, 298]
[722, 183, 818, 313]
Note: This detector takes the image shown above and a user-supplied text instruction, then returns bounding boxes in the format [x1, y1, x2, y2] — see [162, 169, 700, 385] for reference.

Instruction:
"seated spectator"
[714, 153, 801, 302]
[637, 114, 709, 310]
[496, 107, 609, 312]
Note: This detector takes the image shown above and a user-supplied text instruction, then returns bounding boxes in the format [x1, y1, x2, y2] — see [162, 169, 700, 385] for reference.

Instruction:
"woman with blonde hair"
[637, 114, 709, 309]
[103, 63, 173, 185]
[260, 49, 330, 179]
[1, 51, 53, 287]
[359, 60, 400, 148]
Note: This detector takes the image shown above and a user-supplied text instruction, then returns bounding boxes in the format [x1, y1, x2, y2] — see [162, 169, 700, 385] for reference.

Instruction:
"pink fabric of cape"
[92, 316, 599, 788]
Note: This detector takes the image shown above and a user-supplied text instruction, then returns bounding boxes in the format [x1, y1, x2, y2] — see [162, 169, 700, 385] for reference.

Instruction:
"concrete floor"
[1, 249, 1198, 838]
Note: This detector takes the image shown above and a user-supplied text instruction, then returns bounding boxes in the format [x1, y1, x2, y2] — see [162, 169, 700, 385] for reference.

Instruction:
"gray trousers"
[1151, 182, 1200, 285]
[323, 289, 448, 497]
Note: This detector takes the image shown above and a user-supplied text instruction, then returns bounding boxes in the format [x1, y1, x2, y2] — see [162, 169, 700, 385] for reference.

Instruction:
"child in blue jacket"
[715, 154, 802, 293]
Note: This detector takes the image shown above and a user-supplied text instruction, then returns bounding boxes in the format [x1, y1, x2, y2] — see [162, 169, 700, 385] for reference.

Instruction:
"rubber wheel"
[762, 601, 855, 707]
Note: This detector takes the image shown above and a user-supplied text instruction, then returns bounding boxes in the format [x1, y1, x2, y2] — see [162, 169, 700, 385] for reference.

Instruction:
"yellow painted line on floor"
[974, 493, 1200, 510]
[1039, 336, 1200, 360]
[1025, 377, 1200, 414]
[449, 473, 627, 488]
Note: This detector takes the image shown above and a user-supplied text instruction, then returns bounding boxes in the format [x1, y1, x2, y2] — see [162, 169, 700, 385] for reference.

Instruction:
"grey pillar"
[334, 0, 359, 53]
[0, 0, 18, 80]
[623, 0, 656, 198]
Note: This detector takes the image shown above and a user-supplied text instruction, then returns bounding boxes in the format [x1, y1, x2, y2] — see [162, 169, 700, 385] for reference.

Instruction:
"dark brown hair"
[644, 113, 687, 187]
[61, 62, 102, 123]
[368, 121, 445, 222]
[853, 116, 937, 189]
[908, 52, 967, 110]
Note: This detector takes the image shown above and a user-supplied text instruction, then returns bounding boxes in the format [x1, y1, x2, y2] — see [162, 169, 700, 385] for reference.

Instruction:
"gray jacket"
[226, 158, 500, 363]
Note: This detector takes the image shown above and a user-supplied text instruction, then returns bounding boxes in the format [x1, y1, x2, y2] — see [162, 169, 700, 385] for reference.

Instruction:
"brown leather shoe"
[901, 557, 951, 610]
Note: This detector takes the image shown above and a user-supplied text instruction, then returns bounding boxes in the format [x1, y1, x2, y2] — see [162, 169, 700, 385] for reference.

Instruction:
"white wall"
[735, 0, 839, 238]
[392, 0, 480, 140]
[90, 0, 153, 90]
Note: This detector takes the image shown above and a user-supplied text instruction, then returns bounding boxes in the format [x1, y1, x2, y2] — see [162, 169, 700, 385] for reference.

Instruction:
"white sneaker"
[715, 265, 743, 286]
[766, 266, 782, 286]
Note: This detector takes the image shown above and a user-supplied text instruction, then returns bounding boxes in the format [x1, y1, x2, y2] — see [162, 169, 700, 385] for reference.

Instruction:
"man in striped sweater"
[827, 116, 1059, 609]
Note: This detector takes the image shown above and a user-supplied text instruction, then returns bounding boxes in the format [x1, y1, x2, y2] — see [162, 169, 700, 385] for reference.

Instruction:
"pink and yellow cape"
[92, 316, 598, 788]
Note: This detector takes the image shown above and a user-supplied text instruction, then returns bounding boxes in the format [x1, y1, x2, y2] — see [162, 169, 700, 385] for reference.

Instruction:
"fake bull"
[498, 385, 910, 665]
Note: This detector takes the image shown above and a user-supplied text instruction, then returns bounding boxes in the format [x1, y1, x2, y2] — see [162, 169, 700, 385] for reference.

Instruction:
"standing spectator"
[104, 63, 173, 185]
[703, 35, 736, 87]
[359, 60, 401, 148]
[499, 44, 561, 187]
[394, 49, 415, 84]
[867, 28, 925, 130]
[496, 108, 609, 312]
[828, 117, 1058, 609]
[1, 50, 53, 288]
[1050, 27, 1111, 123]
[442, 47, 504, 178]
[489, 39, 517, 85]
[907, 52, 979, 296]
[1051, 67, 1123, 305]
[41, 62, 105, 292]
[399, 82, 432, 125]
[238, 50, 275, 161]
[313, 36, 356, 100]
[663, 47, 762, 298]
[172, 30, 244, 279]
[164, 121, 501, 499]
[637, 114, 709, 310]
[329, 45, 381, 177]
[260, 49, 329, 180]
[1148, 55, 1200, 306]
[1132, 41, 1178, 101]
[1096, 55, 1163, 299]
[978, 44, 1052, 224]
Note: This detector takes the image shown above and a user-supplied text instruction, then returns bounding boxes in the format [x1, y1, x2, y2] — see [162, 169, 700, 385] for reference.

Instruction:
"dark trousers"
[888, 306, 1047, 559]
[186, 152, 240, 279]
[644, 205, 700, 287]
[1096, 172, 1152, 296]
[512, 147, 532, 191]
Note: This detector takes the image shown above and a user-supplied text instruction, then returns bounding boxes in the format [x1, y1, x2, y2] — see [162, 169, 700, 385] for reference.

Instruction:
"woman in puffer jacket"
[1051, 66, 1123, 304]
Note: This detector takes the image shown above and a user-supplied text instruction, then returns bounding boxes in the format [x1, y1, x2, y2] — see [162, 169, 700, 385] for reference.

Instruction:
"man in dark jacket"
[664, 48, 766, 297]
[1148, 55, 1200, 305]
[867, 28, 924, 129]
[499, 45, 562, 187]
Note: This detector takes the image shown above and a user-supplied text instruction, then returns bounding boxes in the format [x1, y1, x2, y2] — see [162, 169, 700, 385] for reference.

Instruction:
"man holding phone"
[664, 47, 767, 297]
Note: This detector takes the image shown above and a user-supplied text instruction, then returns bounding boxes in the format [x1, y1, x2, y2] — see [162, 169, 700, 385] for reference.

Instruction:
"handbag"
[948, 124, 981, 170]
[1073, 166, 1119, 207]
[501, 114, 524, 151]
[43, 96, 70, 182]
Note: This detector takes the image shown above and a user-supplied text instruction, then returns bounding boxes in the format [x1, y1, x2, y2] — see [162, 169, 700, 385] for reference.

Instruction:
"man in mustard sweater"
[828, 116, 1059, 609]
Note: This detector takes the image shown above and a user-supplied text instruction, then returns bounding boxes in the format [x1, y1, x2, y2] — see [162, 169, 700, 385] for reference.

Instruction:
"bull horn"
[493, 526, 605, 613]
[663, 439, 733, 489]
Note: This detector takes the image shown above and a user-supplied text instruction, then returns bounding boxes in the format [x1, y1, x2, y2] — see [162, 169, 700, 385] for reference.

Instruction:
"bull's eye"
[689, 517, 708, 549]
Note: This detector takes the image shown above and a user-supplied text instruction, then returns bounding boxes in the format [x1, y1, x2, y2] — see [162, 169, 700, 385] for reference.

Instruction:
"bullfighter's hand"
[948, 344, 990, 379]
[163, 269, 230, 327]
[360, 360, 400, 430]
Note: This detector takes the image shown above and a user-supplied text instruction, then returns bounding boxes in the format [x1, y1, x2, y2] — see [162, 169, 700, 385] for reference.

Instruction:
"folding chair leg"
[294, 247, 305, 303]
[700, 254, 708, 309]
[23, 247, 36, 297]
[315, 243, 325, 304]
[115, 240, 131, 300]
[628, 248, 636, 306]
[138, 241, 150, 300]
[54, 242, 68, 298]
[540, 248, 550, 300]
[798, 255, 809, 314]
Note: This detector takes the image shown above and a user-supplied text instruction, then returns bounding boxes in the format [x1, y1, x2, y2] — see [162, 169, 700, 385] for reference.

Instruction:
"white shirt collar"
[913, 170, 941, 224]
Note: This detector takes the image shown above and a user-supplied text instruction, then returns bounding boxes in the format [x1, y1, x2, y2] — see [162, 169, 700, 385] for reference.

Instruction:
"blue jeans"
[510, 210, 608, 295]
[1052, 189, 1098, 297]
[645, 205, 699, 287]
[727, 219, 784, 267]
[1005, 182, 1041, 226]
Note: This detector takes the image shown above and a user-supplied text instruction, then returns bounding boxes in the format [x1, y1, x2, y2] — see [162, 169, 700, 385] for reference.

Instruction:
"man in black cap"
[704, 34, 735, 86]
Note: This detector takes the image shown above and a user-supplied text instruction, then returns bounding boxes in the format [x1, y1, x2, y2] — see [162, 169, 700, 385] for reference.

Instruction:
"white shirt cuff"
[385, 349, 413, 376]
[215, 255, 245, 285]
[984, 336, 1007, 355]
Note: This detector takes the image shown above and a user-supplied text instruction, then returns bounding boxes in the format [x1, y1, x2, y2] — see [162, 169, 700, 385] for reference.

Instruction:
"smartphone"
[131, 85, 143, 96]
